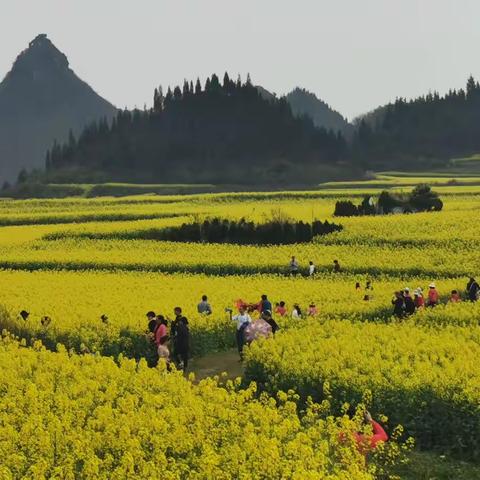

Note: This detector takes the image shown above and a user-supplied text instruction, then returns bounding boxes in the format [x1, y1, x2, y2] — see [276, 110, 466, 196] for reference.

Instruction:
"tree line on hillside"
[353, 77, 480, 169]
[16, 75, 480, 187]
[334, 184, 443, 216]
[39, 74, 348, 185]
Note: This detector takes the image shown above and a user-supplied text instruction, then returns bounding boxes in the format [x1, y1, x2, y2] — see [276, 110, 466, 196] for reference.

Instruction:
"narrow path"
[189, 348, 244, 382]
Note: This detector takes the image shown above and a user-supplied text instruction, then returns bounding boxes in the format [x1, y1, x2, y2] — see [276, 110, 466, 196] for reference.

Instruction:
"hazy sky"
[1, 0, 479, 120]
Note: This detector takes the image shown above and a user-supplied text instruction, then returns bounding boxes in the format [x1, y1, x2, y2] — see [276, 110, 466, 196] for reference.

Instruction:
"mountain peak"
[10, 34, 69, 76]
[0, 35, 116, 182]
[286, 87, 352, 136]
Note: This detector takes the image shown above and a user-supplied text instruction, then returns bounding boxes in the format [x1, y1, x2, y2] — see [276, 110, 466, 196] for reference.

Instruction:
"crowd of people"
[146, 306, 190, 370]
[391, 277, 479, 317]
[144, 275, 480, 370]
[145, 294, 324, 368]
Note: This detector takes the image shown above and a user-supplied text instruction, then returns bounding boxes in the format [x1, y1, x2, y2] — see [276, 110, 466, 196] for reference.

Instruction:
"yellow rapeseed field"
[0, 187, 479, 474]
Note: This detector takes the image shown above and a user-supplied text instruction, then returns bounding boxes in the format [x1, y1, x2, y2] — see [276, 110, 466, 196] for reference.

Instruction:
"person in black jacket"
[171, 307, 190, 370]
[261, 310, 280, 335]
[467, 277, 480, 302]
[392, 291, 405, 318]
[403, 288, 416, 315]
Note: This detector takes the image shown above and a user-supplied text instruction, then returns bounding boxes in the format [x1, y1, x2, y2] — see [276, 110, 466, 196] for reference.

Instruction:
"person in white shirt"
[291, 304, 302, 319]
[231, 306, 252, 360]
[308, 261, 315, 277]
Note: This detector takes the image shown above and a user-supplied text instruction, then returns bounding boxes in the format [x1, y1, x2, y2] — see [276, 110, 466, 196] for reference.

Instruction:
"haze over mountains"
[0, 34, 116, 182]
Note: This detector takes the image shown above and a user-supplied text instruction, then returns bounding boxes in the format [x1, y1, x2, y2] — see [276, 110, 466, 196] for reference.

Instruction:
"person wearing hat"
[403, 288, 415, 315]
[414, 289, 425, 309]
[427, 283, 439, 307]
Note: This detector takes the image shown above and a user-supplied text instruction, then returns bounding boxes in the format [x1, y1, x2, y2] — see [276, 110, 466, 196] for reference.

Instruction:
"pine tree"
[195, 78, 202, 95]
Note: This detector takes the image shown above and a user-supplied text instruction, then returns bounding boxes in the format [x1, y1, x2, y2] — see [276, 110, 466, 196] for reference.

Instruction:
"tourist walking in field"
[231, 306, 252, 360]
[262, 310, 280, 334]
[171, 307, 190, 370]
[403, 288, 415, 315]
[154, 315, 168, 347]
[467, 277, 480, 302]
[259, 294, 272, 314]
[275, 301, 287, 317]
[392, 291, 405, 317]
[289, 256, 299, 275]
[427, 283, 439, 307]
[450, 290, 461, 303]
[414, 288, 424, 309]
[291, 304, 302, 319]
[197, 295, 212, 315]
[145, 311, 159, 367]
[333, 259, 341, 273]
[308, 261, 316, 277]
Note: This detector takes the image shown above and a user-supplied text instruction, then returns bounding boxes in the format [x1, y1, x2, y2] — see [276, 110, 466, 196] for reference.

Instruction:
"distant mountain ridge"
[256, 86, 352, 135]
[286, 88, 353, 136]
[0, 34, 116, 182]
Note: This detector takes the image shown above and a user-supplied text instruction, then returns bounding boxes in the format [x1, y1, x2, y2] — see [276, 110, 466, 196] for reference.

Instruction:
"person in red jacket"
[354, 411, 388, 453]
[427, 283, 439, 307]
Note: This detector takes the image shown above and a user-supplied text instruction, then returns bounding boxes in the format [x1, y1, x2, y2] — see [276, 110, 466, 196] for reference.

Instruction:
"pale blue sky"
[1, 0, 479, 119]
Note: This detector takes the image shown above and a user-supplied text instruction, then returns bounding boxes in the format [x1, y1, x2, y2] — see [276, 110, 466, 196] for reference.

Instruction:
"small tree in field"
[409, 184, 443, 211]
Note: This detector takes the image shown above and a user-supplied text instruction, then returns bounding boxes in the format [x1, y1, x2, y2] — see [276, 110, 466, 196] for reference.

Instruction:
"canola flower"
[1, 269, 477, 357]
[245, 319, 480, 458]
[0, 188, 479, 472]
[0, 334, 405, 480]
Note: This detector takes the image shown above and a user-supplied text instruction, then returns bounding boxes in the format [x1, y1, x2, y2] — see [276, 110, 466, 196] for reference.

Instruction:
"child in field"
[157, 336, 171, 370]
[449, 290, 461, 302]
